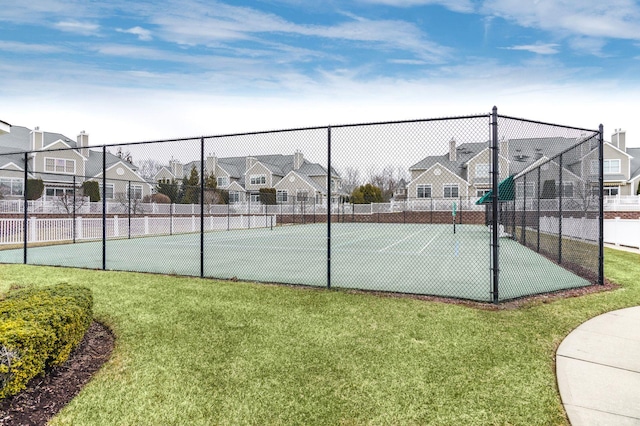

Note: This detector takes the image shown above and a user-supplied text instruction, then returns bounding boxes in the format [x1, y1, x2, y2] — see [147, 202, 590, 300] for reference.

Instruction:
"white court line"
[418, 233, 441, 254]
[377, 226, 430, 253]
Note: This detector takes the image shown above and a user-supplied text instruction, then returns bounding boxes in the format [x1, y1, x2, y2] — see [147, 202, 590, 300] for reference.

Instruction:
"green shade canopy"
[475, 175, 515, 205]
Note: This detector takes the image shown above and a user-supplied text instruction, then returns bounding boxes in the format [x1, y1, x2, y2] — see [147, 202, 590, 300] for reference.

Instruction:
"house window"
[417, 184, 431, 198]
[276, 190, 288, 203]
[250, 175, 266, 185]
[603, 159, 621, 174]
[228, 191, 240, 203]
[45, 158, 75, 174]
[552, 182, 574, 197]
[443, 184, 459, 198]
[476, 189, 490, 197]
[250, 194, 261, 203]
[297, 190, 309, 202]
[99, 183, 114, 199]
[45, 187, 74, 197]
[604, 187, 619, 196]
[0, 177, 24, 196]
[516, 182, 535, 197]
[127, 184, 143, 200]
[217, 176, 228, 187]
[475, 163, 490, 178]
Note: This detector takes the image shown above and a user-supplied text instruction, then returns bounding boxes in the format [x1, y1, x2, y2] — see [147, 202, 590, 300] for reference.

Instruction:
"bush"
[259, 188, 276, 205]
[26, 179, 44, 200]
[0, 284, 93, 400]
[143, 193, 171, 204]
[82, 181, 101, 202]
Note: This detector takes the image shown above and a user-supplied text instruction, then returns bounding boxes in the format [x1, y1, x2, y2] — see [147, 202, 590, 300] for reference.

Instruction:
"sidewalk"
[604, 243, 640, 255]
[556, 307, 640, 425]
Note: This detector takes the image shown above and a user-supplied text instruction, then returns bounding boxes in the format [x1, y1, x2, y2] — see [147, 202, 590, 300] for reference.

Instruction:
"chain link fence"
[0, 108, 603, 302]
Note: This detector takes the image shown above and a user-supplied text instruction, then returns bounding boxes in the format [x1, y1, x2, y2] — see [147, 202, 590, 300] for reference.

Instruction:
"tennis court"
[0, 222, 590, 301]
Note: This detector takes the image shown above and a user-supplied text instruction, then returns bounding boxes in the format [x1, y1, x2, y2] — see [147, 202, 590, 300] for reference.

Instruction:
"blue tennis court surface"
[0, 223, 590, 301]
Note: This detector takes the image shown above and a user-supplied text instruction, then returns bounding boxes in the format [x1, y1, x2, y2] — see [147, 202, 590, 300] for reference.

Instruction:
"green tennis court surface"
[0, 223, 590, 301]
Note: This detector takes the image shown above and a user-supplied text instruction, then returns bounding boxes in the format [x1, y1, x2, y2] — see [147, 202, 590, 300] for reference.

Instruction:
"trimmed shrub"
[82, 181, 101, 202]
[26, 179, 44, 200]
[0, 284, 93, 400]
[259, 188, 276, 205]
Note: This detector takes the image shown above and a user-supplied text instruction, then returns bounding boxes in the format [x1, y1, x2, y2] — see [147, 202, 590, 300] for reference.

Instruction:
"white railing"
[604, 195, 640, 211]
[0, 214, 277, 245]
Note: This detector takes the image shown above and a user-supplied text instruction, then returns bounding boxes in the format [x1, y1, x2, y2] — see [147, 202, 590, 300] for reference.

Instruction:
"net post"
[490, 106, 499, 303]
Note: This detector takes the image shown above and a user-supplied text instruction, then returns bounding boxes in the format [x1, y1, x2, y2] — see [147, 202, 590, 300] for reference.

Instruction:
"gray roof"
[410, 137, 586, 181]
[628, 148, 640, 180]
[0, 125, 138, 181]
[0, 126, 78, 154]
[410, 141, 488, 179]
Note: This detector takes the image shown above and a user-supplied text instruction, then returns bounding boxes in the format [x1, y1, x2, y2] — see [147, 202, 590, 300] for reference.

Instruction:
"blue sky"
[1, 0, 639, 145]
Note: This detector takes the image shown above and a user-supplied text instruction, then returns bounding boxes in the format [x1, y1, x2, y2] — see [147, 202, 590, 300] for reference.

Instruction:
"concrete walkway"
[556, 306, 640, 425]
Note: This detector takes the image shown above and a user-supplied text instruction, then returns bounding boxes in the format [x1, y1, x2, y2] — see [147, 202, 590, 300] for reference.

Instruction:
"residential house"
[407, 138, 510, 201]
[153, 150, 343, 205]
[0, 125, 152, 201]
[407, 130, 637, 202]
[601, 130, 639, 197]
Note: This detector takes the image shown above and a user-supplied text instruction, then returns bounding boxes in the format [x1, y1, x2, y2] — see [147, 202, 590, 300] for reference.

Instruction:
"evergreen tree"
[180, 166, 200, 204]
[351, 184, 383, 204]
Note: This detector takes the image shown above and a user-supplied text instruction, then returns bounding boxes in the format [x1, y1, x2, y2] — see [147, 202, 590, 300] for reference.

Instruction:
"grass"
[0, 247, 638, 425]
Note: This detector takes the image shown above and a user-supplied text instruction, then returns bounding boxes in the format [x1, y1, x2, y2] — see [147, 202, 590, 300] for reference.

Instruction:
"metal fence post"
[558, 153, 563, 264]
[537, 167, 541, 252]
[23, 152, 28, 264]
[128, 180, 132, 239]
[102, 146, 106, 270]
[73, 175, 77, 243]
[490, 106, 499, 303]
[598, 124, 604, 285]
[522, 174, 527, 245]
[200, 137, 205, 278]
[327, 126, 332, 290]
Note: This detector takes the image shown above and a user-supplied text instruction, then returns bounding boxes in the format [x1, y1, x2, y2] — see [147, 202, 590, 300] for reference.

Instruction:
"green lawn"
[0, 247, 638, 425]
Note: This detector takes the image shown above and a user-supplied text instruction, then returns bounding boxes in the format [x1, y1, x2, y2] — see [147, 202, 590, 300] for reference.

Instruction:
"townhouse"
[0, 125, 152, 201]
[154, 150, 343, 205]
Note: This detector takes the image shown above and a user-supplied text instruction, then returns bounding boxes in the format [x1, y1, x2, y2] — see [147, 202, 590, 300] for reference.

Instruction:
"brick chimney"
[77, 130, 89, 158]
[449, 138, 456, 162]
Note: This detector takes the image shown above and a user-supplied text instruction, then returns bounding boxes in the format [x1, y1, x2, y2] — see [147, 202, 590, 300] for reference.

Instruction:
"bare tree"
[340, 166, 362, 190]
[114, 192, 145, 215]
[54, 188, 88, 215]
[136, 158, 164, 181]
[366, 164, 410, 201]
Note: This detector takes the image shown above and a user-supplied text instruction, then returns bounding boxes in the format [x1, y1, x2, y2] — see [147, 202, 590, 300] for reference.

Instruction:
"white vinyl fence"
[604, 218, 640, 249]
[0, 214, 276, 245]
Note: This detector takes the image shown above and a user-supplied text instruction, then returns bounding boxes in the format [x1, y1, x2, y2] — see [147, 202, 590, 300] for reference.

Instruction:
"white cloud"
[388, 59, 429, 65]
[0, 41, 68, 54]
[482, 0, 640, 41]
[117, 26, 153, 41]
[357, 0, 476, 13]
[54, 20, 100, 36]
[504, 43, 560, 55]
[149, 1, 450, 62]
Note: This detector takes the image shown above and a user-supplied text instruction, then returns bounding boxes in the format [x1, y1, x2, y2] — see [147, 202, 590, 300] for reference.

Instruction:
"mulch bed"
[0, 321, 114, 426]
